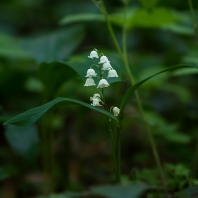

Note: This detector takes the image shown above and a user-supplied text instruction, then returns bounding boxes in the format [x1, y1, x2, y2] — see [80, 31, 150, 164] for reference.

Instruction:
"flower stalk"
[85, 48, 121, 182]
[98, 0, 168, 196]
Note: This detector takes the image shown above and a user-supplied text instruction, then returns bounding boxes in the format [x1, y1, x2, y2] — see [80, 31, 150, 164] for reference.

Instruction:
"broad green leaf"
[59, 13, 104, 25]
[5, 125, 39, 159]
[120, 64, 198, 113]
[59, 8, 194, 33]
[0, 34, 32, 59]
[59, 7, 174, 29]
[161, 23, 193, 35]
[131, 8, 174, 28]
[3, 97, 119, 127]
[20, 25, 85, 63]
[34, 192, 90, 198]
[90, 183, 150, 198]
[139, 0, 158, 9]
[130, 112, 191, 144]
[38, 62, 78, 97]
[175, 185, 198, 198]
[172, 68, 198, 76]
[161, 10, 193, 35]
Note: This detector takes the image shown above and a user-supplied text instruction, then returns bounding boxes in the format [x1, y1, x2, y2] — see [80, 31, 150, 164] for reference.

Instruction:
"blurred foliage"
[1, 0, 198, 197]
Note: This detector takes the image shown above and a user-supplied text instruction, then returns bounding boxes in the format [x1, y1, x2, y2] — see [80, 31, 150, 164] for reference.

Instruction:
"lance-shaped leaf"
[3, 97, 119, 128]
[120, 64, 198, 113]
[90, 183, 150, 198]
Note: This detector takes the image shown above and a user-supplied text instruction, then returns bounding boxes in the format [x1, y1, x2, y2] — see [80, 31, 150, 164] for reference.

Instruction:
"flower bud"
[113, 107, 120, 116]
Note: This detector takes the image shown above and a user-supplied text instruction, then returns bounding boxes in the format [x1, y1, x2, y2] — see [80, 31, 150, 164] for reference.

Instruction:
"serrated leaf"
[120, 64, 198, 113]
[3, 97, 119, 127]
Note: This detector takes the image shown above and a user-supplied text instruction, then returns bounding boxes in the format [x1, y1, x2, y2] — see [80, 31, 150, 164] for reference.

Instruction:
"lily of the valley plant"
[85, 49, 120, 116]
[85, 49, 122, 182]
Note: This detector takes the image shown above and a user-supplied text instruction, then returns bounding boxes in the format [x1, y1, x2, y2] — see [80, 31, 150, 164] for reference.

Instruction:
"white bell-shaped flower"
[91, 98, 101, 107]
[98, 55, 109, 64]
[102, 62, 112, 70]
[108, 69, 118, 78]
[88, 50, 99, 59]
[113, 107, 120, 116]
[85, 69, 97, 77]
[97, 79, 110, 88]
[84, 77, 96, 86]
[90, 93, 101, 101]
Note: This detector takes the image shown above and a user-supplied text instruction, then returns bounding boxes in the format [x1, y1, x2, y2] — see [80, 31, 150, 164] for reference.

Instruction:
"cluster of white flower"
[84, 49, 120, 117]
[84, 49, 118, 88]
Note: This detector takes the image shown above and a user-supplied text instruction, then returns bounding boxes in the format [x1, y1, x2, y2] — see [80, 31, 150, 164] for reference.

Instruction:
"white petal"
[98, 56, 109, 64]
[102, 62, 111, 70]
[97, 79, 110, 88]
[108, 69, 118, 78]
[84, 77, 96, 86]
[91, 98, 101, 106]
[85, 69, 97, 77]
[88, 50, 99, 59]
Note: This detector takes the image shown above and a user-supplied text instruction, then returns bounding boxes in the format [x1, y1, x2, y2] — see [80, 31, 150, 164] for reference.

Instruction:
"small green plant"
[3, 0, 198, 198]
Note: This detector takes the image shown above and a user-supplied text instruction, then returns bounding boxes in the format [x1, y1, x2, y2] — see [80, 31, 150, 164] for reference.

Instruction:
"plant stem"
[102, 85, 118, 181]
[48, 111, 56, 191]
[188, 0, 198, 41]
[99, 1, 168, 196]
[100, 1, 123, 60]
[115, 125, 121, 183]
[192, 136, 198, 178]
[188, 0, 198, 180]
[107, 118, 118, 181]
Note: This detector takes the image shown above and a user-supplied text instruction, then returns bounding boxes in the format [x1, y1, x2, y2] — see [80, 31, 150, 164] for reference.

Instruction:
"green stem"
[102, 86, 117, 181]
[99, 1, 168, 196]
[102, 88, 117, 181]
[41, 117, 49, 194]
[146, 126, 168, 197]
[188, 0, 198, 41]
[192, 136, 198, 178]
[48, 111, 56, 191]
[41, 95, 56, 193]
[41, 95, 51, 194]
[115, 126, 121, 183]
[100, 1, 123, 60]
[107, 118, 117, 181]
[188, 0, 198, 180]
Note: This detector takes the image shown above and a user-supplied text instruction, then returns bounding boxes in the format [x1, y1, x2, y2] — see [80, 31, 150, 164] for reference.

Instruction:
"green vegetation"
[1, 0, 198, 197]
